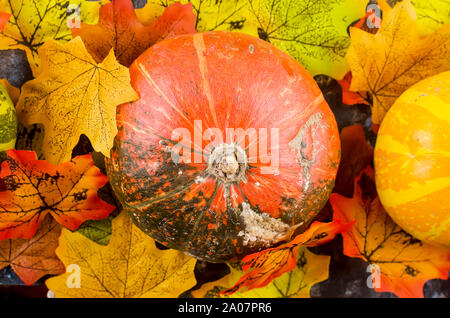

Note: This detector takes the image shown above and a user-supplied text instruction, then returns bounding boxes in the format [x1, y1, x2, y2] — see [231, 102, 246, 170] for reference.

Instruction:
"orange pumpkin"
[105, 31, 341, 262]
[374, 71, 450, 248]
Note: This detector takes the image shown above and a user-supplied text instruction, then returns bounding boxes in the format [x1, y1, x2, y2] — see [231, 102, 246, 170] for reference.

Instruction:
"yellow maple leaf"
[137, 0, 254, 34]
[45, 210, 197, 298]
[16, 36, 138, 164]
[379, 0, 450, 35]
[192, 247, 330, 298]
[346, 0, 450, 125]
[0, 0, 107, 75]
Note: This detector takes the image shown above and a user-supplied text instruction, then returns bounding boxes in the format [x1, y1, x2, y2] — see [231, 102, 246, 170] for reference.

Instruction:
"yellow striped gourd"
[374, 71, 450, 248]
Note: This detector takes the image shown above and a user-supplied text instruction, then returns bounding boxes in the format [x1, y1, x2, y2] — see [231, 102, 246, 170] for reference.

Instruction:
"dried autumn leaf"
[348, 7, 381, 35]
[0, 11, 9, 31]
[16, 37, 138, 164]
[140, 0, 366, 79]
[380, 0, 450, 34]
[338, 11, 375, 107]
[333, 124, 374, 197]
[0, 215, 64, 285]
[76, 216, 112, 246]
[221, 219, 351, 295]
[15, 123, 45, 160]
[72, 0, 195, 66]
[0, 0, 106, 74]
[346, 0, 450, 125]
[338, 72, 369, 106]
[411, 0, 450, 34]
[45, 210, 197, 298]
[329, 166, 450, 298]
[0, 149, 115, 240]
[244, 0, 367, 79]
[193, 247, 330, 298]
[137, 0, 252, 33]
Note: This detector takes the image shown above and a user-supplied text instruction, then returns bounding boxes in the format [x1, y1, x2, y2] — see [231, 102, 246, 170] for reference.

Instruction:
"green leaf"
[76, 216, 113, 246]
[243, 0, 367, 79]
[384, 0, 450, 34]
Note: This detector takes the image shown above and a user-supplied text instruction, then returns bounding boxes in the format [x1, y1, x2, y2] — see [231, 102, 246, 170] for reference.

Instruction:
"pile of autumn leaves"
[0, 0, 449, 298]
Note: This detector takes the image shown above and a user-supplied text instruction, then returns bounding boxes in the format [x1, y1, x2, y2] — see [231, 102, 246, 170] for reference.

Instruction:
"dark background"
[0, 0, 448, 299]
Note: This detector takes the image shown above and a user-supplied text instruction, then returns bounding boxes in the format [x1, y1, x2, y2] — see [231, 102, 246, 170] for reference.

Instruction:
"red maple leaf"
[71, 0, 196, 66]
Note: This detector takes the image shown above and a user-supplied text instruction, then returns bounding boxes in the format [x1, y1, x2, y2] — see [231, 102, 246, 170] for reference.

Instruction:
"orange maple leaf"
[0, 149, 115, 240]
[221, 219, 353, 295]
[71, 0, 196, 66]
[329, 166, 450, 298]
[0, 215, 64, 285]
[0, 11, 9, 31]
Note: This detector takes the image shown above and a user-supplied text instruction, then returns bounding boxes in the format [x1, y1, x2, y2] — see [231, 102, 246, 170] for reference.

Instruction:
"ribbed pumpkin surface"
[375, 71, 450, 248]
[106, 31, 340, 262]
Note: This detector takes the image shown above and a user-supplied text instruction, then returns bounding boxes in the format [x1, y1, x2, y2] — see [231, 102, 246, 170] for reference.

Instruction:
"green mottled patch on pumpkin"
[0, 106, 17, 142]
[0, 84, 18, 151]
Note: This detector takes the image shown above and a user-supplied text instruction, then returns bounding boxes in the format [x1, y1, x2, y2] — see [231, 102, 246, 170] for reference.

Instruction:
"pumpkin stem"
[207, 143, 248, 183]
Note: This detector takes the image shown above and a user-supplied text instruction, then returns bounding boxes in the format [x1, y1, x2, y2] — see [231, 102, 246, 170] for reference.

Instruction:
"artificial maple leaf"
[339, 8, 375, 107]
[72, 0, 196, 66]
[337, 72, 370, 106]
[346, 0, 450, 125]
[411, 0, 450, 34]
[193, 246, 330, 298]
[15, 124, 45, 160]
[380, 0, 450, 35]
[0, 149, 115, 240]
[137, 0, 252, 33]
[333, 124, 374, 198]
[45, 210, 197, 298]
[16, 37, 138, 164]
[244, 0, 367, 79]
[0, 215, 64, 285]
[0, 0, 106, 75]
[348, 7, 381, 35]
[140, 0, 367, 79]
[76, 216, 113, 246]
[221, 219, 352, 295]
[0, 11, 9, 31]
[329, 166, 450, 298]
